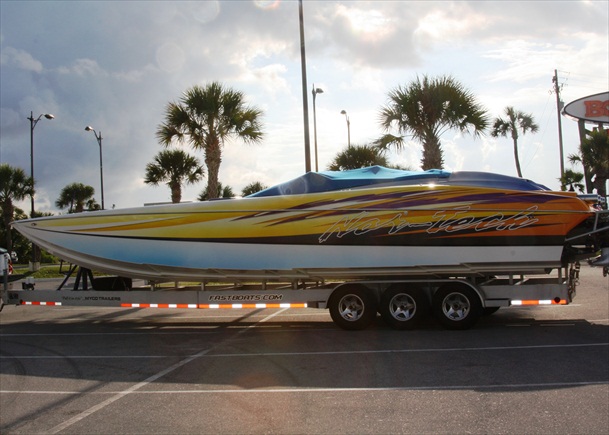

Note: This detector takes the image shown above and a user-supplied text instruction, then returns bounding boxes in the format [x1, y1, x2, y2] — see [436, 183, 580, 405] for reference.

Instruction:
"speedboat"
[12, 166, 608, 282]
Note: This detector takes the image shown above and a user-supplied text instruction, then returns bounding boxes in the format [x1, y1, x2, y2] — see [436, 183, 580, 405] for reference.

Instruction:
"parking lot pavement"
[0, 264, 607, 434]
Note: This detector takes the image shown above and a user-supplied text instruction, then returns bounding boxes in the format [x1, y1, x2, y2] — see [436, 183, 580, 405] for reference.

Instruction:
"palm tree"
[156, 82, 264, 199]
[56, 183, 97, 213]
[0, 164, 34, 251]
[376, 75, 488, 170]
[144, 149, 204, 203]
[198, 182, 234, 201]
[327, 144, 390, 171]
[491, 107, 539, 178]
[569, 129, 609, 196]
[86, 199, 101, 211]
[242, 181, 268, 197]
[559, 168, 585, 193]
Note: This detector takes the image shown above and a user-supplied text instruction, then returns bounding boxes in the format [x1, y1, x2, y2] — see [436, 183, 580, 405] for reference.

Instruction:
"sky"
[1, 0, 608, 214]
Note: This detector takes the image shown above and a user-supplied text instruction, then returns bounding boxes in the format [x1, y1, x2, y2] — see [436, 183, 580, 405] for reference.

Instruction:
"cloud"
[413, 3, 490, 49]
[0, 0, 607, 214]
[156, 42, 186, 74]
[57, 58, 108, 77]
[0, 46, 43, 72]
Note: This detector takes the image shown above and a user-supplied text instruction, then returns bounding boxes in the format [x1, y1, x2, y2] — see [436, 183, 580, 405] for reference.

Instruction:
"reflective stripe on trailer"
[511, 299, 567, 306]
[200, 303, 307, 309]
[119, 303, 308, 309]
[21, 301, 62, 306]
[121, 303, 198, 308]
[18, 301, 307, 309]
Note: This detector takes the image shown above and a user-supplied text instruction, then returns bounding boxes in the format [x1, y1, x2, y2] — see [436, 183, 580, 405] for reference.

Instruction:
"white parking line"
[44, 308, 289, 434]
[206, 342, 609, 358]
[3, 380, 607, 396]
[3, 342, 607, 360]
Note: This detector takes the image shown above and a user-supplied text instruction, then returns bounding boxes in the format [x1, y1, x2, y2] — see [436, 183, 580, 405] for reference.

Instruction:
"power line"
[556, 70, 608, 91]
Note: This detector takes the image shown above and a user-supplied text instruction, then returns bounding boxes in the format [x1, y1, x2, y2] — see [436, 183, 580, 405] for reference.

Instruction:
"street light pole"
[312, 84, 324, 172]
[340, 110, 350, 148]
[85, 126, 105, 210]
[298, 0, 312, 173]
[27, 111, 54, 270]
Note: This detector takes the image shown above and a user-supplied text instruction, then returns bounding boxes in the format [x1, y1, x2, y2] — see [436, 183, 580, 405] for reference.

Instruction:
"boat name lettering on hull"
[208, 294, 283, 302]
[319, 206, 540, 243]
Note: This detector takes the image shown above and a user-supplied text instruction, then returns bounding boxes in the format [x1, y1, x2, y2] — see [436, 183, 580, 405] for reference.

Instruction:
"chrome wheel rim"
[338, 294, 365, 322]
[389, 293, 416, 321]
[442, 292, 470, 321]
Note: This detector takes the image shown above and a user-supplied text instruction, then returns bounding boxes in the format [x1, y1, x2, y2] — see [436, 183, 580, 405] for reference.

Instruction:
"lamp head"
[44, 114, 54, 120]
[85, 126, 94, 132]
[314, 88, 324, 95]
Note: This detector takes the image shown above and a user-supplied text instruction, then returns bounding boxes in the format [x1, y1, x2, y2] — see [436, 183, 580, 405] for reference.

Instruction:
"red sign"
[563, 92, 609, 123]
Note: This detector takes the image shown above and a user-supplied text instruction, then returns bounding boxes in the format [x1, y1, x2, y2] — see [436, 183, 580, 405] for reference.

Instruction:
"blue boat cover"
[249, 166, 549, 197]
[250, 166, 450, 197]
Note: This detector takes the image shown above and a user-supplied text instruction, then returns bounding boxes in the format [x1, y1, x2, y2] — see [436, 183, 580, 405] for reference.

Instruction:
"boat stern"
[562, 196, 609, 266]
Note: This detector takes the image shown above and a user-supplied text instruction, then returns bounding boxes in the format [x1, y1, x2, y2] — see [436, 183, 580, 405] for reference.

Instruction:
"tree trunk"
[205, 140, 222, 200]
[583, 166, 594, 194]
[170, 181, 181, 203]
[512, 137, 523, 178]
[421, 136, 444, 170]
[2, 200, 14, 252]
[593, 176, 607, 198]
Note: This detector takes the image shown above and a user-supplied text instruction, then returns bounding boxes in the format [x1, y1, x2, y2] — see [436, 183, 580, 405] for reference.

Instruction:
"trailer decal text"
[208, 294, 284, 302]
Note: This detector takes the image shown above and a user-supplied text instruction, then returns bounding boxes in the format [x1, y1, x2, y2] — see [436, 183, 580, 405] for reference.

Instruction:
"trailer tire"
[328, 284, 376, 331]
[432, 284, 482, 330]
[380, 284, 428, 330]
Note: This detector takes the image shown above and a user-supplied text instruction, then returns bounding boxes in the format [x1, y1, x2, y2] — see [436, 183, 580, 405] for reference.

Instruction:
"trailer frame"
[1, 260, 580, 331]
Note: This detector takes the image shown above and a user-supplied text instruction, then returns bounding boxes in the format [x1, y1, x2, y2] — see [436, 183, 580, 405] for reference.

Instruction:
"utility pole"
[552, 69, 565, 181]
[298, 0, 311, 173]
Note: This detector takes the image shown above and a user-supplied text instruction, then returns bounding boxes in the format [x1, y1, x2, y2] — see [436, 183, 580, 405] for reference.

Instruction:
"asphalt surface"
[1, 265, 608, 434]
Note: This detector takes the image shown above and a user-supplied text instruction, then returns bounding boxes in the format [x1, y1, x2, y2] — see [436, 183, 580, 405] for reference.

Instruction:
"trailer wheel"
[328, 284, 376, 331]
[432, 284, 482, 330]
[380, 284, 428, 330]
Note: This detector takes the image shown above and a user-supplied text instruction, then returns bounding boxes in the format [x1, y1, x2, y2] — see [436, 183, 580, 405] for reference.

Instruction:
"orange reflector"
[511, 299, 567, 306]
[21, 301, 62, 306]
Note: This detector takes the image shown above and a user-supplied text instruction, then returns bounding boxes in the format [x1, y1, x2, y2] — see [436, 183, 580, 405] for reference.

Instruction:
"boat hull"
[14, 230, 565, 280]
[13, 183, 593, 281]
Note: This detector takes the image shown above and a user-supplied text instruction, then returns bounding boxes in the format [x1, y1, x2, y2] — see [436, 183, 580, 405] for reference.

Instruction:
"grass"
[12, 264, 99, 279]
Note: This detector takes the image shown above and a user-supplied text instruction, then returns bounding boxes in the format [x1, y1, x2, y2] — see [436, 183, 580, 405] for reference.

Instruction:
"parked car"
[1, 248, 13, 274]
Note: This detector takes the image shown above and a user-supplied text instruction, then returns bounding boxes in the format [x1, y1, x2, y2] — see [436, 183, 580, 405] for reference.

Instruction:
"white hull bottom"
[24, 231, 565, 281]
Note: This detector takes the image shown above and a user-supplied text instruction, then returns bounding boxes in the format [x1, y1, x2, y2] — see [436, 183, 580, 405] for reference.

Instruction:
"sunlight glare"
[336, 6, 392, 42]
[254, 0, 281, 11]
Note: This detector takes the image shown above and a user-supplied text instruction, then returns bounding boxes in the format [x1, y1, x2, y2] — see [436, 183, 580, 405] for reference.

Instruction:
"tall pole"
[26, 111, 54, 270]
[29, 112, 35, 218]
[98, 131, 104, 210]
[298, 0, 311, 173]
[347, 116, 350, 148]
[86, 126, 105, 209]
[553, 69, 565, 181]
[312, 84, 323, 172]
[341, 110, 351, 148]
